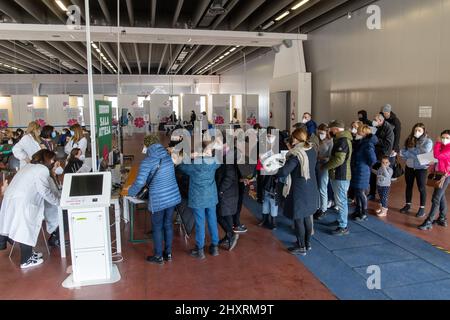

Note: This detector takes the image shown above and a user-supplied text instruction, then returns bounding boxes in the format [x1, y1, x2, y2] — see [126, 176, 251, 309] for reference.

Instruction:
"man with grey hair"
[368, 113, 395, 200]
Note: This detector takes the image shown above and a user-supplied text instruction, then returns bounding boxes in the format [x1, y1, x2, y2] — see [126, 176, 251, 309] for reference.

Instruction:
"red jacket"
[434, 142, 450, 175]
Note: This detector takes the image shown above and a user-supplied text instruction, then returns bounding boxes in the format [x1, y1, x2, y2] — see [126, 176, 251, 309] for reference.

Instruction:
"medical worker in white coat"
[0, 150, 60, 269]
[64, 123, 87, 158]
[12, 121, 42, 169]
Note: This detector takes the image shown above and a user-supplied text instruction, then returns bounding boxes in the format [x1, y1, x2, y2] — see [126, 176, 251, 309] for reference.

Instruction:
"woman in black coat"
[216, 160, 240, 251]
[277, 128, 319, 256]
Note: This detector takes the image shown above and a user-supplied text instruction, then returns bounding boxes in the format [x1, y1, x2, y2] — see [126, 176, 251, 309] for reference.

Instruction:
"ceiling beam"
[0, 1, 38, 23]
[210, 0, 240, 29]
[111, 44, 132, 74]
[216, 47, 271, 74]
[13, 0, 49, 24]
[46, 41, 92, 72]
[64, 42, 102, 72]
[0, 54, 42, 73]
[247, 0, 293, 31]
[41, 0, 66, 23]
[150, 0, 157, 27]
[98, 0, 112, 25]
[172, 0, 184, 27]
[70, 0, 85, 21]
[32, 41, 85, 73]
[165, 0, 185, 73]
[199, 47, 253, 75]
[181, 46, 215, 75]
[0, 50, 47, 73]
[6, 41, 72, 73]
[0, 41, 65, 73]
[0, 45, 54, 73]
[157, 44, 168, 75]
[193, 47, 232, 74]
[228, 0, 266, 30]
[125, 0, 135, 27]
[133, 43, 141, 74]
[147, 44, 152, 74]
[102, 43, 122, 73]
[166, 44, 184, 75]
[192, 0, 212, 27]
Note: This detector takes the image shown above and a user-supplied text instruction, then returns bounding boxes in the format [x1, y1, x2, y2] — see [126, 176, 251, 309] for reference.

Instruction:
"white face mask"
[8, 139, 13, 145]
[372, 120, 379, 127]
[351, 128, 357, 134]
[54, 166, 64, 175]
[319, 133, 327, 141]
[442, 138, 450, 146]
[79, 154, 86, 161]
[355, 134, 363, 140]
[142, 146, 148, 154]
[302, 118, 309, 124]
[414, 131, 423, 139]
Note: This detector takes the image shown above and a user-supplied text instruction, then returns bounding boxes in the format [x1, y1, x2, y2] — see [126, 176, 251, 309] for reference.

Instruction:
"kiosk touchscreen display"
[69, 175, 104, 197]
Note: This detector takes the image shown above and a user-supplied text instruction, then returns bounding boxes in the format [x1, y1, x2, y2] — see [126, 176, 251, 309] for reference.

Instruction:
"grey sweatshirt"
[376, 166, 393, 187]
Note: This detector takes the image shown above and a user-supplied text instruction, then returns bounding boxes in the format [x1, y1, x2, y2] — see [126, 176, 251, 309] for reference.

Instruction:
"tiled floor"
[0, 132, 449, 300]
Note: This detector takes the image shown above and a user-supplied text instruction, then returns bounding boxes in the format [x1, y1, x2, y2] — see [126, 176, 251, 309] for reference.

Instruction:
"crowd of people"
[0, 121, 92, 269]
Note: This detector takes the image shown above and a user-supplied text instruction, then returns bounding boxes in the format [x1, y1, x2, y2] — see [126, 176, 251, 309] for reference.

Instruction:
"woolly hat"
[382, 104, 392, 113]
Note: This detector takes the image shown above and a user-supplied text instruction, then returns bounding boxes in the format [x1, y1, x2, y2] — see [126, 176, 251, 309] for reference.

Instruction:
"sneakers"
[354, 213, 368, 222]
[418, 220, 433, 231]
[163, 252, 172, 262]
[434, 219, 448, 227]
[367, 194, 376, 201]
[190, 247, 206, 260]
[327, 200, 335, 209]
[416, 207, 426, 218]
[219, 237, 230, 250]
[32, 251, 43, 259]
[314, 210, 327, 221]
[375, 205, 383, 214]
[268, 216, 277, 230]
[146, 256, 164, 265]
[228, 234, 239, 251]
[400, 204, 411, 214]
[306, 243, 312, 251]
[209, 245, 219, 257]
[20, 257, 43, 269]
[377, 208, 388, 217]
[332, 227, 350, 236]
[233, 225, 248, 234]
[288, 246, 307, 256]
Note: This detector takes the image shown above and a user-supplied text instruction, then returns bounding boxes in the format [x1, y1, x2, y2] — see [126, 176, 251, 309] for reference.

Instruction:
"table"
[120, 165, 139, 222]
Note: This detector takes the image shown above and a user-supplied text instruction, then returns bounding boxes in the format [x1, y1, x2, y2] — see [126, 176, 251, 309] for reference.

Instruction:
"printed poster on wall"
[95, 100, 112, 161]
[132, 108, 145, 128]
[32, 108, 48, 127]
[245, 106, 258, 126]
[0, 109, 9, 128]
[213, 106, 228, 124]
[66, 107, 83, 126]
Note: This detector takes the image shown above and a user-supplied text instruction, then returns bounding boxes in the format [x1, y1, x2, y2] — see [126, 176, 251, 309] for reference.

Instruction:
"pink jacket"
[434, 142, 450, 175]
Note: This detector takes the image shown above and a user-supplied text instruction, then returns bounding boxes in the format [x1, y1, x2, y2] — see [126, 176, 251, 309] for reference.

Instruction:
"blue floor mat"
[243, 196, 450, 300]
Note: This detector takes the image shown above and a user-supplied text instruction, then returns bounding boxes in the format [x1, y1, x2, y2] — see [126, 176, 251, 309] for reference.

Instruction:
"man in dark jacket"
[302, 112, 318, 137]
[382, 104, 402, 153]
[321, 120, 353, 236]
[368, 114, 395, 198]
[357, 110, 372, 126]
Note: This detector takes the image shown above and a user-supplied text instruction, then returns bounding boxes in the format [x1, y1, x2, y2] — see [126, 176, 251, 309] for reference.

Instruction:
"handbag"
[427, 165, 447, 189]
[392, 155, 404, 179]
[135, 159, 162, 200]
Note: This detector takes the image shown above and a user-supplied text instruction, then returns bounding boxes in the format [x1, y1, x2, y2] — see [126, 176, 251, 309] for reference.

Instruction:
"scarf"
[283, 142, 312, 197]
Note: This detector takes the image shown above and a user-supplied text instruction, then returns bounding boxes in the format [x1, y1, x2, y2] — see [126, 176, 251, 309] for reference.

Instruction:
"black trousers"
[233, 182, 244, 227]
[20, 243, 33, 264]
[354, 188, 368, 211]
[217, 215, 234, 240]
[369, 171, 377, 196]
[256, 174, 264, 204]
[405, 167, 428, 207]
[294, 217, 313, 248]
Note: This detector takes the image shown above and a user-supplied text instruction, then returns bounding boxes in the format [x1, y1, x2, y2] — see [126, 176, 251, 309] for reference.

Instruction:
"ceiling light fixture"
[262, 21, 275, 30]
[291, 0, 310, 10]
[275, 11, 290, 21]
[224, 52, 230, 56]
[230, 47, 236, 52]
[55, 0, 68, 12]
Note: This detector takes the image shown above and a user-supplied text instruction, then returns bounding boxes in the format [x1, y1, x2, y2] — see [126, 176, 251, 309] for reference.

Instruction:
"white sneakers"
[20, 255, 44, 269]
[376, 207, 388, 217]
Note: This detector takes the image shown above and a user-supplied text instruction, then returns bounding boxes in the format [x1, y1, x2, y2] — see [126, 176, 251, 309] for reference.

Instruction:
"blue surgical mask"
[51, 131, 56, 139]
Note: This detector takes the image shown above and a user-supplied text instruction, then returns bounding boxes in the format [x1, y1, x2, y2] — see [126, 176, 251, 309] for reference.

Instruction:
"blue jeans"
[192, 207, 219, 249]
[151, 206, 175, 257]
[318, 168, 329, 212]
[331, 179, 350, 228]
[428, 176, 450, 221]
[262, 191, 278, 217]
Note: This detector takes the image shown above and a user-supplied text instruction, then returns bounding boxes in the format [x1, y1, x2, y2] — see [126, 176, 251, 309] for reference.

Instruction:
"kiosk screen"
[70, 175, 104, 197]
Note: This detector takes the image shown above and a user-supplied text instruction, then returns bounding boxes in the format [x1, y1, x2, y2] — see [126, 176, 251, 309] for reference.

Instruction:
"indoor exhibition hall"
[0, 0, 449, 308]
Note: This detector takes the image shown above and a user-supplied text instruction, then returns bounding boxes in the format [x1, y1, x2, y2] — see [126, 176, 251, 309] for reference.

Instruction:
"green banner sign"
[95, 100, 112, 161]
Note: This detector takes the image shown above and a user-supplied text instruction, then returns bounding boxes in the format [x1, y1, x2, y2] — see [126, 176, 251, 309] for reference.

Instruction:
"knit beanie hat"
[382, 104, 392, 113]
[143, 134, 160, 147]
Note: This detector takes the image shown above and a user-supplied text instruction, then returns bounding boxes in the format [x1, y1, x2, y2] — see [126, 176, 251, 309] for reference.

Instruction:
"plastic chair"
[9, 225, 50, 259]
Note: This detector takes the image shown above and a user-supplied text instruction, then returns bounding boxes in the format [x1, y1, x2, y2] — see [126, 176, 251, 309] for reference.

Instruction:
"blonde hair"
[358, 125, 372, 136]
[70, 124, 84, 143]
[26, 121, 41, 143]
[351, 121, 363, 129]
[291, 128, 311, 149]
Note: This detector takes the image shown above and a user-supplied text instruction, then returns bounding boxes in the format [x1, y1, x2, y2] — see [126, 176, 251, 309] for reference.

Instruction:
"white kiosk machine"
[60, 172, 121, 288]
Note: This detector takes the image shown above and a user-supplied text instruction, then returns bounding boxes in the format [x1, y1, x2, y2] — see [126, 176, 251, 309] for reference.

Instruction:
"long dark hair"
[30, 149, 56, 166]
[405, 123, 426, 148]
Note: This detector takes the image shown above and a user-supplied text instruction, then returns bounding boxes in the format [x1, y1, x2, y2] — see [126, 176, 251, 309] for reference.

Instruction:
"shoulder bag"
[136, 159, 162, 200]
[427, 164, 447, 189]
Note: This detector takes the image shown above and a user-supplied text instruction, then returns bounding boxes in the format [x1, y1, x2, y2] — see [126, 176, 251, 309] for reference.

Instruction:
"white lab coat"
[44, 176, 62, 234]
[0, 164, 60, 246]
[64, 137, 87, 156]
[12, 134, 42, 169]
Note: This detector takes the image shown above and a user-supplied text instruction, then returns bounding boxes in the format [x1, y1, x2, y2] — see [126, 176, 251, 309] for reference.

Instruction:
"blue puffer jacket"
[128, 144, 181, 213]
[351, 134, 378, 190]
[178, 157, 221, 209]
[400, 135, 433, 170]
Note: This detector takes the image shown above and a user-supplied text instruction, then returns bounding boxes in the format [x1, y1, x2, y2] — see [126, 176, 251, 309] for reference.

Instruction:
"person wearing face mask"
[58, 128, 71, 147]
[12, 121, 43, 169]
[276, 128, 318, 256]
[350, 121, 362, 139]
[0, 150, 60, 269]
[381, 104, 402, 154]
[357, 110, 372, 126]
[128, 134, 181, 264]
[368, 114, 395, 200]
[322, 120, 353, 236]
[350, 125, 378, 221]
[314, 124, 334, 220]
[302, 112, 317, 137]
[399, 124, 433, 217]
[418, 130, 450, 230]
[64, 124, 87, 158]
[40, 125, 56, 151]
[63, 148, 84, 174]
